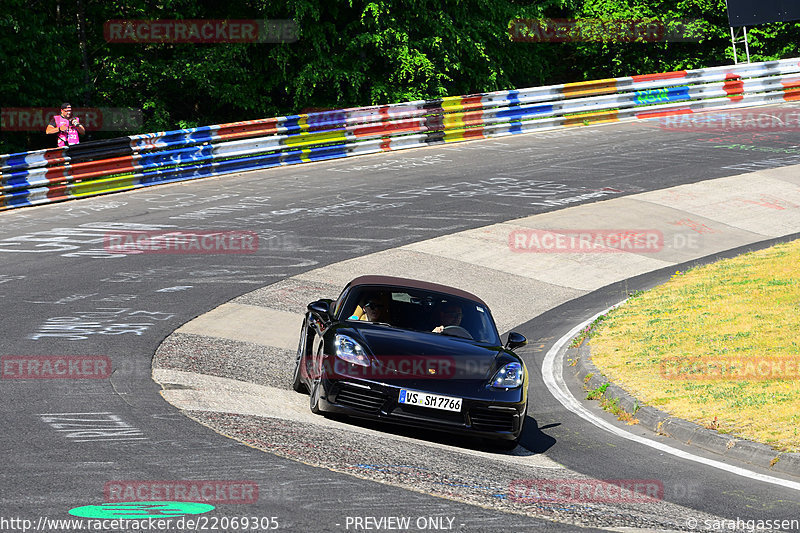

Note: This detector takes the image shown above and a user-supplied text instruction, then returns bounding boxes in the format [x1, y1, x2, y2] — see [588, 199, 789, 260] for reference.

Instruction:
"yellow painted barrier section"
[283, 129, 348, 148]
[563, 110, 620, 126]
[443, 112, 468, 129]
[443, 126, 485, 143]
[71, 173, 139, 197]
[440, 96, 465, 110]
[562, 79, 618, 99]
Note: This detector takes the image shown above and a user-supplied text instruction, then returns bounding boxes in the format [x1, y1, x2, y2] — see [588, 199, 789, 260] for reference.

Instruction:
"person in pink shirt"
[45, 103, 85, 146]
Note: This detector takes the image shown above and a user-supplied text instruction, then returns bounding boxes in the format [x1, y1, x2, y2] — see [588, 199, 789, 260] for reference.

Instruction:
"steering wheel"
[441, 325, 473, 339]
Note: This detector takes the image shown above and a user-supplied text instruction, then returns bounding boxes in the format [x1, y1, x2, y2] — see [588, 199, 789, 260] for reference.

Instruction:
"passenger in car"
[349, 292, 391, 323]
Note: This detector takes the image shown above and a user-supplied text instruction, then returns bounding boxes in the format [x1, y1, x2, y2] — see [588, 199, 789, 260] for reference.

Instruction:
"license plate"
[398, 389, 462, 412]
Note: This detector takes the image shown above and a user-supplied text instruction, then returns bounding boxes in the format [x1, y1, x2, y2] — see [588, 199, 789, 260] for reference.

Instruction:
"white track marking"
[541, 303, 800, 492]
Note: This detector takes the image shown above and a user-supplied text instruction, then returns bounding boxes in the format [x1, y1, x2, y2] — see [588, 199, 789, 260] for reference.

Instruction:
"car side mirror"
[307, 299, 332, 319]
[505, 332, 527, 351]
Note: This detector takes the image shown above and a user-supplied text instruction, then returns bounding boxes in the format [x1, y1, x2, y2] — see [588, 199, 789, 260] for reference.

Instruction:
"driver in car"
[432, 301, 463, 333]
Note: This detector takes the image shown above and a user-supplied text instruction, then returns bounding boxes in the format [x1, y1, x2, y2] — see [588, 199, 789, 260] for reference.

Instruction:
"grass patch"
[588, 239, 800, 452]
[600, 397, 639, 425]
[570, 314, 608, 347]
[586, 382, 608, 400]
[584, 382, 639, 424]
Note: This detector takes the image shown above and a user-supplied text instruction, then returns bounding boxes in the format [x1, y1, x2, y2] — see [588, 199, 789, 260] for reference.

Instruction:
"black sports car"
[292, 275, 528, 446]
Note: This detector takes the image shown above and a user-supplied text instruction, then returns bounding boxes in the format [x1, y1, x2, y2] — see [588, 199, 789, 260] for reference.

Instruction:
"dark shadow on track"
[518, 418, 558, 454]
[317, 411, 556, 455]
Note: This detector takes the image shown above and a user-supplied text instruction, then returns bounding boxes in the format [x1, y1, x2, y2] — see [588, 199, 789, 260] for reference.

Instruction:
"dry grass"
[588, 239, 800, 452]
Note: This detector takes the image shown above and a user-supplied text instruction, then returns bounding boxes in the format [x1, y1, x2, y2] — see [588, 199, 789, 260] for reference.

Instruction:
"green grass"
[588, 239, 800, 452]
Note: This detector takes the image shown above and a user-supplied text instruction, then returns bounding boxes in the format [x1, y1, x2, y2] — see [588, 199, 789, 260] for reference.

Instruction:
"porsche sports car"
[292, 275, 528, 445]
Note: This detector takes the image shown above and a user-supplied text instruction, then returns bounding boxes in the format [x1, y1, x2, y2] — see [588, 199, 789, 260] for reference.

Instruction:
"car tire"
[292, 320, 309, 394]
[309, 377, 322, 415]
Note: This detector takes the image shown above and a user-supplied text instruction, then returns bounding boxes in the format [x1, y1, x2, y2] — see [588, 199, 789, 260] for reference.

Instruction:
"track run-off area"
[2, 115, 800, 532]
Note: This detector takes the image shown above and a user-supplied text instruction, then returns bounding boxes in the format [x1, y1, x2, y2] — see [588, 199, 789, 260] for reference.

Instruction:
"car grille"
[395, 404, 465, 425]
[470, 407, 516, 432]
[335, 386, 388, 413]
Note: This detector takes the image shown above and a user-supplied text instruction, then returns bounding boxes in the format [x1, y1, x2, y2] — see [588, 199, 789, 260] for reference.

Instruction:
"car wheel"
[309, 377, 322, 415]
[292, 320, 309, 393]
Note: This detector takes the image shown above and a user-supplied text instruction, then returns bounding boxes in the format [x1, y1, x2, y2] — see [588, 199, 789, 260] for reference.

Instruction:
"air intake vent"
[470, 407, 516, 432]
[335, 386, 387, 413]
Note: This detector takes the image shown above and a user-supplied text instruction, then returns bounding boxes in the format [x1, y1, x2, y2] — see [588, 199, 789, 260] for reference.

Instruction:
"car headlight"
[335, 334, 370, 367]
[490, 362, 523, 389]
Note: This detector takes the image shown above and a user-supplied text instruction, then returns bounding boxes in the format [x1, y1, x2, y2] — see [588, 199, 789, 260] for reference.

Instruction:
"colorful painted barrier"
[2, 57, 800, 211]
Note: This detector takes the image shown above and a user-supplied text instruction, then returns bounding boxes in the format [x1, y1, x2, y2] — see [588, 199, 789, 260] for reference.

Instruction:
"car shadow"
[323, 413, 557, 456]
[517, 417, 558, 454]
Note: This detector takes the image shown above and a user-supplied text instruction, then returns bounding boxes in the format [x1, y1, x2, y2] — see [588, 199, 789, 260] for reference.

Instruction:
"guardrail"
[2, 57, 800, 211]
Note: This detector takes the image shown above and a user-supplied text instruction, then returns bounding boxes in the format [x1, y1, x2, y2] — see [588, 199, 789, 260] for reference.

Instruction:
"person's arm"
[72, 119, 85, 135]
[45, 118, 62, 135]
[348, 305, 365, 320]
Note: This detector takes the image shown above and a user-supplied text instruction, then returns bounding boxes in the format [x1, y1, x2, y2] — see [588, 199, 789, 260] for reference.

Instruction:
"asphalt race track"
[2, 118, 800, 532]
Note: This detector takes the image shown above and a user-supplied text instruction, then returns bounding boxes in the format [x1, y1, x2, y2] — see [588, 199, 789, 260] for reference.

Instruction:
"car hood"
[346, 324, 513, 380]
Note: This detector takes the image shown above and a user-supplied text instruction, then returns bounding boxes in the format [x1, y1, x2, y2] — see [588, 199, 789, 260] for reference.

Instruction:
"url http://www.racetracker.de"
[0, 515, 282, 532]
[685, 516, 800, 532]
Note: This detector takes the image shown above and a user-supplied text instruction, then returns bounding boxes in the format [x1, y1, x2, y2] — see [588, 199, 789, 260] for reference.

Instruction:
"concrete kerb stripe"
[155, 163, 800, 483]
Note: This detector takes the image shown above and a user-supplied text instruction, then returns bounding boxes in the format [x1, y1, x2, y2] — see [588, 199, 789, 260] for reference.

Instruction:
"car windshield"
[339, 285, 501, 345]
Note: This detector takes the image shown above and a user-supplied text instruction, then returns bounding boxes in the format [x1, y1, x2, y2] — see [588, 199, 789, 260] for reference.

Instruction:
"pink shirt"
[52, 115, 80, 146]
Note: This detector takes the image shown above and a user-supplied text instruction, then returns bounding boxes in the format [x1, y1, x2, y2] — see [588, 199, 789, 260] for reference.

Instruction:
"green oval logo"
[68, 501, 214, 519]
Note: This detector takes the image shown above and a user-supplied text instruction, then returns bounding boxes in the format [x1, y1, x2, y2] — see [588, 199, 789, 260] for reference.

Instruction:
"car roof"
[344, 275, 489, 307]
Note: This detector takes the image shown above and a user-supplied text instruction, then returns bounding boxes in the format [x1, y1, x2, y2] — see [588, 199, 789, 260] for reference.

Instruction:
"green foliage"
[586, 382, 609, 399]
[2, 0, 800, 154]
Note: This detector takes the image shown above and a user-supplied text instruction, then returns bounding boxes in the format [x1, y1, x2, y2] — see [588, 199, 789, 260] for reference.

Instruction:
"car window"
[340, 285, 501, 344]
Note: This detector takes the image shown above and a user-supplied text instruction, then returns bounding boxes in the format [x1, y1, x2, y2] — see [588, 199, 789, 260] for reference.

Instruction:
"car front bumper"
[316, 375, 526, 440]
